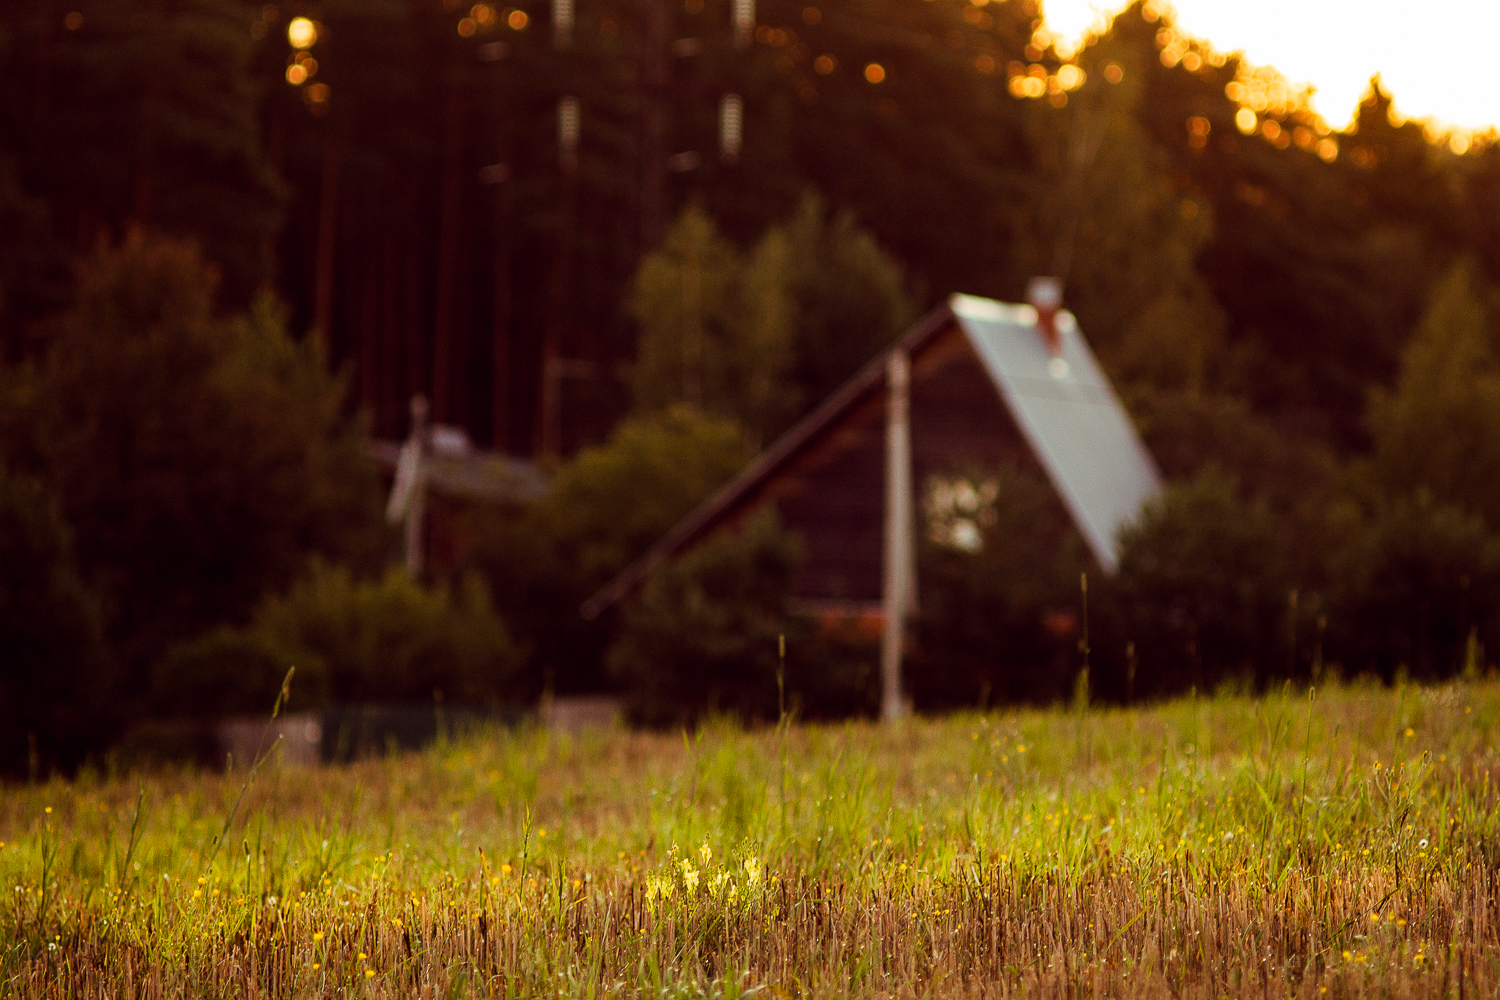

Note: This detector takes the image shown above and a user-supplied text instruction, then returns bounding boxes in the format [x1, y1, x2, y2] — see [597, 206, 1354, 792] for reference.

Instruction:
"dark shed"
[583, 292, 1161, 624]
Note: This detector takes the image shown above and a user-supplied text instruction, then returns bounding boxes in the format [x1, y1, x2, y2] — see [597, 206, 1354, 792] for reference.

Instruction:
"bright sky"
[1043, 0, 1500, 133]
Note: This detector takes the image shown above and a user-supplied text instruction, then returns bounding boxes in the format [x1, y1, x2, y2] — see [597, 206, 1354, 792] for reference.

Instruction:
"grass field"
[4, 680, 1500, 998]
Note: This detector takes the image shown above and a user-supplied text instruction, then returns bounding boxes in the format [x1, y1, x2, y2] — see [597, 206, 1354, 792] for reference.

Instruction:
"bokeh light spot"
[287, 16, 317, 48]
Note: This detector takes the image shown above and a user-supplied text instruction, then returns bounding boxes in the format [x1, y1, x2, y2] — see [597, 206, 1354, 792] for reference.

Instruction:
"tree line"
[5, 0, 1500, 769]
[12, 0, 1495, 454]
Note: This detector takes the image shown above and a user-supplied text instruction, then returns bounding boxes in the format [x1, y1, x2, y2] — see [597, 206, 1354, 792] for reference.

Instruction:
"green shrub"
[1328, 493, 1500, 682]
[608, 511, 811, 725]
[535, 405, 748, 584]
[464, 405, 747, 696]
[0, 465, 110, 775]
[151, 627, 319, 717]
[154, 564, 522, 717]
[254, 563, 521, 705]
[1113, 469, 1290, 694]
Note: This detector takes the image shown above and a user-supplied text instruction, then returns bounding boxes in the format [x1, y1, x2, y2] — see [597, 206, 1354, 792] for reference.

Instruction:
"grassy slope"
[4, 680, 1500, 997]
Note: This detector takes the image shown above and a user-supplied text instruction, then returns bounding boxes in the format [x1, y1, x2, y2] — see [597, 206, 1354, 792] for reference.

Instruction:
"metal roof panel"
[950, 293, 1161, 573]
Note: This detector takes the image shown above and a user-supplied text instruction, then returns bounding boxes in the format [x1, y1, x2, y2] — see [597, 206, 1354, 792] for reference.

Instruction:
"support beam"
[385, 394, 430, 579]
[881, 350, 913, 722]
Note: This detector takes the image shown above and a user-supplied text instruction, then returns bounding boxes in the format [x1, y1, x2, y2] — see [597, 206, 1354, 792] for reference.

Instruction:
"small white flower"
[1419, 839, 1429, 849]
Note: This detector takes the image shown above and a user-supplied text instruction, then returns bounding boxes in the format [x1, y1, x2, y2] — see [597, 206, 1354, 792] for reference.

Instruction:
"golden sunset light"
[1044, 0, 1500, 133]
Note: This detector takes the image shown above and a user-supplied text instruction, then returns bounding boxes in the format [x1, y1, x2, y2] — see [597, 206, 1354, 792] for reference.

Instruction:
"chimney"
[1027, 277, 1064, 355]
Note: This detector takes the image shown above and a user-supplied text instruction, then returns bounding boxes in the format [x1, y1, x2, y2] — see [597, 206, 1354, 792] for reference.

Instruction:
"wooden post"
[881, 350, 913, 722]
[404, 395, 429, 578]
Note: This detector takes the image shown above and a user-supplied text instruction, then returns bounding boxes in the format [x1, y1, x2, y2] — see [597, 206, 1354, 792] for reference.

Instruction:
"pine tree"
[1369, 262, 1500, 528]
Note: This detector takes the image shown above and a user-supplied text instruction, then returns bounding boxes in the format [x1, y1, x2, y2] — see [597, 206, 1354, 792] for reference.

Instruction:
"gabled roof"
[369, 441, 548, 504]
[581, 293, 1161, 619]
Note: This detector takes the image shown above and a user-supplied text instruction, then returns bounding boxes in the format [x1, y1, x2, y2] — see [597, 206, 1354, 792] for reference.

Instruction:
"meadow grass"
[4, 679, 1500, 997]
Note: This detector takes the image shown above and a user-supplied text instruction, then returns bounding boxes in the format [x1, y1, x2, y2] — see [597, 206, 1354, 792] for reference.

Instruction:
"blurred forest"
[4, 0, 1500, 770]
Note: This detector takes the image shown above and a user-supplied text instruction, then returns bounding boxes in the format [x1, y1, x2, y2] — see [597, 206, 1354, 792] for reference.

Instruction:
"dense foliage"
[1, 237, 384, 676]
[0, 466, 110, 775]
[631, 196, 912, 446]
[5, 0, 1496, 451]
[461, 405, 748, 696]
[608, 510, 804, 724]
[5, 0, 1500, 749]
[0, 235, 387, 772]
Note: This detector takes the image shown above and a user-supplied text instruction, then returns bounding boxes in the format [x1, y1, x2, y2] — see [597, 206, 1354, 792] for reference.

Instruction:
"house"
[583, 290, 1162, 717]
[373, 397, 549, 575]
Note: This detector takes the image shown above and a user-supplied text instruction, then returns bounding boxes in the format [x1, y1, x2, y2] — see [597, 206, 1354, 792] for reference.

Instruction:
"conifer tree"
[1370, 262, 1500, 527]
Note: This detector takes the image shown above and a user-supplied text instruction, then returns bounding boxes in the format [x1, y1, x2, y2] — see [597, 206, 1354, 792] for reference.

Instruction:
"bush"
[151, 627, 316, 718]
[1113, 469, 1289, 694]
[1328, 493, 1500, 682]
[536, 405, 748, 583]
[153, 564, 522, 717]
[912, 464, 1092, 709]
[608, 511, 811, 725]
[0, 466, 111, 775]
[253, 564, 521, 706]
[464, 405, 748, 696]
[1131, 388, 1338, 515]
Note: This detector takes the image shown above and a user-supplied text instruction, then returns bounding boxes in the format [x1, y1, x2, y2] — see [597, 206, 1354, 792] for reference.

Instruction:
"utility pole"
[880, 351, 914, 723]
